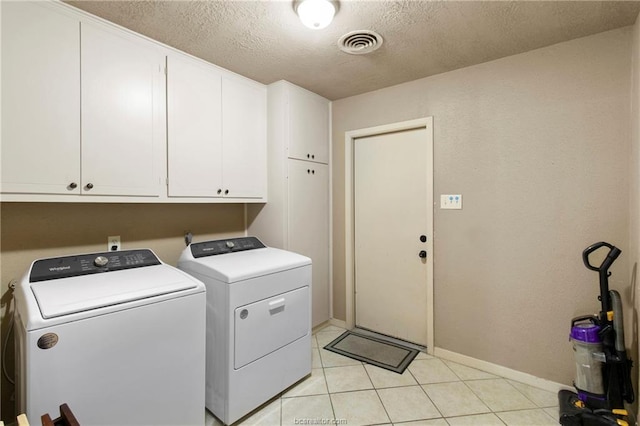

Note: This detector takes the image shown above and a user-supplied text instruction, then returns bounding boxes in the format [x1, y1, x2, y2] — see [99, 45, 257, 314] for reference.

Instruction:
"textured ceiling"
[65, 0, 640, 100]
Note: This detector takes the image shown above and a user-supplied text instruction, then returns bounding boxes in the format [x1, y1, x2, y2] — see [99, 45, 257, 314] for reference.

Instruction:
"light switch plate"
[441, 194, 462, 209]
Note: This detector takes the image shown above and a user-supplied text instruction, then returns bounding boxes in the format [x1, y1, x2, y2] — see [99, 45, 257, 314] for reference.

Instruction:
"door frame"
[344, 117, 434, 353]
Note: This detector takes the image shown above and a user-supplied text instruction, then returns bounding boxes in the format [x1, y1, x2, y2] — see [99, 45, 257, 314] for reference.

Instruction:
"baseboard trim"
[434, 347, 572, 394]
[313, 318, 349, 334]
[329, 318, 348, 329]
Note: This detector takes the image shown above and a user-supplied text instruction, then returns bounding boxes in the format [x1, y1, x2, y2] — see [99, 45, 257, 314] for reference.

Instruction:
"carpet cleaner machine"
[559, 242, 635, 426]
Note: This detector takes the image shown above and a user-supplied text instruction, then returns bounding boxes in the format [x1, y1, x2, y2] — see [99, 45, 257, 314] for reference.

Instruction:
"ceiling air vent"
[338, 30, 383, 55]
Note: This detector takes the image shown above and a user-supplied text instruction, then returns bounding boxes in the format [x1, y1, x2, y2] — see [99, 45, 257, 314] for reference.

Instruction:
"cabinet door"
[288, 160, 330, 327]
[1, 2, 81, 194]
[167, 55, 223, 197]
[81, 22, 164, 197]
[287, 85, 329, 164]
[221, 76, 267, 199]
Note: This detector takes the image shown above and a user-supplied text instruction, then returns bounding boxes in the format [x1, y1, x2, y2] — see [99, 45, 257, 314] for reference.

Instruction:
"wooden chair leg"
[40, 403, 80, 426]
[40, 413, 54, 426]
[58, 404, 80, 426]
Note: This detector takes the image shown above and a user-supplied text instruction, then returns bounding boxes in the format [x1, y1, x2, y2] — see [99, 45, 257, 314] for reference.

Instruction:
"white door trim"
[344, 117, 434, 354]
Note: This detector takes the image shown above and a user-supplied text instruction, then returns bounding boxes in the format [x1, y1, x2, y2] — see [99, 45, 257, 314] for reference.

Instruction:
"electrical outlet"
[108, 235, 121, 251]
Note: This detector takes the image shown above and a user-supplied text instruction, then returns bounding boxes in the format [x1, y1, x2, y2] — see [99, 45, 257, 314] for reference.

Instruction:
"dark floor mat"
[323, 330, 419, 374]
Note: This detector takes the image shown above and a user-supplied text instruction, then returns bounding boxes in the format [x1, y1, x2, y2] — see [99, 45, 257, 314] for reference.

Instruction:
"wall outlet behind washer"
[108, 235, 121, 251]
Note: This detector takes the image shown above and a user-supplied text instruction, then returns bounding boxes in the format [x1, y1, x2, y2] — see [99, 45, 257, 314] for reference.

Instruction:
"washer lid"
[31, 265, 198, 319]
[183, 247, 311, 283]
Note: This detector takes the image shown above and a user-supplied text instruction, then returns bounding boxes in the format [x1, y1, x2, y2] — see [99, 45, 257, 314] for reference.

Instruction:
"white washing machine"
[14, 249, 206, 426]
[178, 237, 311, 425]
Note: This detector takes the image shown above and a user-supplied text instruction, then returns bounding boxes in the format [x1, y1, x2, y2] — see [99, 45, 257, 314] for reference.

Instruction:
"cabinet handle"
[307, 169, 311, 174]
[311, 154, 315, 159]
[85, 183, 94, 190]
[307, 154, 310, 159]
[217, 189, 222, 195]
[312, 170, 315, 175]
[68, 182, 78, 190]
[224, 189, 229, 195]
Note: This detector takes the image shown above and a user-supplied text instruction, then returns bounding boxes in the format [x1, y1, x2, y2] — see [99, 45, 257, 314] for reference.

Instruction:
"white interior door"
[354, 126, 433, 346]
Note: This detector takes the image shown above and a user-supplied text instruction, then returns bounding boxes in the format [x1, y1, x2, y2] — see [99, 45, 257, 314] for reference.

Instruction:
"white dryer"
[14, 249, 206, 426]
[178, 237, 311, 425]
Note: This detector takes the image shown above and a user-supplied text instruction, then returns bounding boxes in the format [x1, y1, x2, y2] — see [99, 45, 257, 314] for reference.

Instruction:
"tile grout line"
[406, 357, 447, 421]
[320, 349, 339, 424]
[362, 360, 394, 425]
[316, 333, 340, 424]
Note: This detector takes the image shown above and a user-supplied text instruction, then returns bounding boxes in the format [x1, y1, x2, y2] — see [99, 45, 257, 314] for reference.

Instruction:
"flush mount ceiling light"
[294, 0, 337, 30]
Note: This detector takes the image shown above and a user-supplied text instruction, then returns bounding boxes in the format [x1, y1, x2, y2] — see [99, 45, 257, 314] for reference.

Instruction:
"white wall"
[331, 28, 632, 385]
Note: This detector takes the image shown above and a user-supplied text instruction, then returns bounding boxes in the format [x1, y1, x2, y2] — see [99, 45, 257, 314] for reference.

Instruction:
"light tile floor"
[206, 325, 559, 426]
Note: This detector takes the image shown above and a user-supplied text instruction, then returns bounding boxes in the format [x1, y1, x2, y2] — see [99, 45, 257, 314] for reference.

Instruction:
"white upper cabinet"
[166, 54, 266, 200]
[81, 22, 165, 197]
[1, 2, 164, 198]
[1, 2, 81, 194]
[287, 83, 330, 164]
[167, 54, 223, 197]
[221, 75, 267, 199]
[1, 1, 266, 203]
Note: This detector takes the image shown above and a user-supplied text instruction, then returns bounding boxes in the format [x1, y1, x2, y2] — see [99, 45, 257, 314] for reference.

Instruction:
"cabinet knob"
[420, 235, 427, 243]
[85, 183, 94, 190]
[224, 189, 229, 195]
[68, 182, 78, 190]
[312, 170, 315, 175]
[307, 154, 310, 159]
[217, 189, 222, 195]
[311, 154, 315, 159]
[419, 250, 427, 259]
[307, 169, 311, 174]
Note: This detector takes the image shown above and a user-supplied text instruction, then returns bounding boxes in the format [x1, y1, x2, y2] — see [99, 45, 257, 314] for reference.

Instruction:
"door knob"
[419, 250, 427, 258]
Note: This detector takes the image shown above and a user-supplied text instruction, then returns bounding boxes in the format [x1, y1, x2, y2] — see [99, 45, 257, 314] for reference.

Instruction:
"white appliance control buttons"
[226, 241, 235, 249]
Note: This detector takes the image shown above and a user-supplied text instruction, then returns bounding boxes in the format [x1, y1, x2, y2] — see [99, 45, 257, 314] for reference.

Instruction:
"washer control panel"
[190, 237, 265, 258]
[30, 249, 161, 283]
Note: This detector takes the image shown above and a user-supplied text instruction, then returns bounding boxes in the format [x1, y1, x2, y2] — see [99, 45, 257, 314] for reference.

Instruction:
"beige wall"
[0, 202, 245, 419]
[332, 28, 632, 385]
[631, 12, 640, 401]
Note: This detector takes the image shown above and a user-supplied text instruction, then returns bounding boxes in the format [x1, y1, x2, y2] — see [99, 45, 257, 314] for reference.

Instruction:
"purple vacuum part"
[577, 390, 606, 404]
[571, 323, 601, 343]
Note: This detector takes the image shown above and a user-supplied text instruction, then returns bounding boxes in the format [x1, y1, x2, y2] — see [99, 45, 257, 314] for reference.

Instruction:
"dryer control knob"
[94, 256, 109, 267]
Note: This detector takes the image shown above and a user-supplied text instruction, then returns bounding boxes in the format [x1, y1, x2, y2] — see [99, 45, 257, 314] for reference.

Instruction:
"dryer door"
[234, 286, 309, 369]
